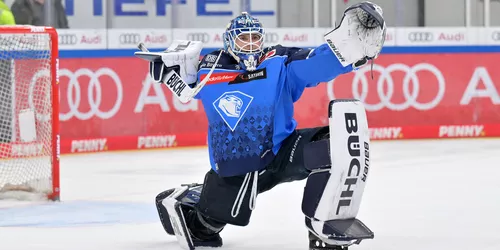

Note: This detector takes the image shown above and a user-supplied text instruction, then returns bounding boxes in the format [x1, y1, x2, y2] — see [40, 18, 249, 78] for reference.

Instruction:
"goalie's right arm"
[135, 40, 222, 103]
[137, 40, 203, 86]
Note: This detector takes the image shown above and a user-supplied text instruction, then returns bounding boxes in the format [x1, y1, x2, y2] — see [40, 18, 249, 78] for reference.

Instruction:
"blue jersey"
[196, 43, 353, 177]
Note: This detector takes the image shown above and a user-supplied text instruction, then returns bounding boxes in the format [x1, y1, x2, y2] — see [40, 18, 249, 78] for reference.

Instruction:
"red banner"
[296, 53, 500, 139]
[58, 53, 500, 154]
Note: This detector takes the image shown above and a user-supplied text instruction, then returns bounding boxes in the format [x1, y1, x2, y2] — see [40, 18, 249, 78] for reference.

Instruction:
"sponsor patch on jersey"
[229, 68, 267, 84]
[205, 54, 218, 62]
[213, 91, 254, 131]
[200, 72, 240, 85]
[199, 62, 223, 69]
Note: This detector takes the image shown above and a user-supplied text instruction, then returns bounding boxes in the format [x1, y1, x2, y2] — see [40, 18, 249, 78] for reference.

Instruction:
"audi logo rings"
[187, 33, 210, 43]
[492, 31, 500, 41]
[59, 68, 123, 121]
[119, 33, 141, 45]
[59, 34, 78, 45]
[408, 32, 433, 42]
[327, 63, 446, 111]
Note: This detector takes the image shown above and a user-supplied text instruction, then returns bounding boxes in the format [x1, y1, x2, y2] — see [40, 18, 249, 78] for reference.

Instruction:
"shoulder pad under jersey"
[198, 50, 241, 71]
[259, 45, 307, 63]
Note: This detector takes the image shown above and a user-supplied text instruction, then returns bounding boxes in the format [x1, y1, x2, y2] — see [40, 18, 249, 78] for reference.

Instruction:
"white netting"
[0, 29, 55, 200]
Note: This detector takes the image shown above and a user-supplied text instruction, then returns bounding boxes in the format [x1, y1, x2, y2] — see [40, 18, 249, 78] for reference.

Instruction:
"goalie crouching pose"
[138, 2, 386, 249]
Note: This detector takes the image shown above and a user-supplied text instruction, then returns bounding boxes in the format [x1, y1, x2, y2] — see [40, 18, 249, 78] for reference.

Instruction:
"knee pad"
[301, 100, 374, 246]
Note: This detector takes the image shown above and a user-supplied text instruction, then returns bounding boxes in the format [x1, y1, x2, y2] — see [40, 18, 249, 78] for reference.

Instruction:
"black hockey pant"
[194, 126, 329, 228]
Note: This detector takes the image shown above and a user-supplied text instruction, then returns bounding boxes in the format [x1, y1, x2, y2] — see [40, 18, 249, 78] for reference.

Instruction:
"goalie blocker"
[134, 40, 223, 104]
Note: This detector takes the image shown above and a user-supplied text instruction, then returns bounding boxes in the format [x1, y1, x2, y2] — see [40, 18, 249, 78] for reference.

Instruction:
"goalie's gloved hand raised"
[148, 40, 203, 85]
[324, 1, 386, 69]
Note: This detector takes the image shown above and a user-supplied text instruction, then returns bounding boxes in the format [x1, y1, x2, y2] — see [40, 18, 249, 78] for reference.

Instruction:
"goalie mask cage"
[0, 26, 59, 201]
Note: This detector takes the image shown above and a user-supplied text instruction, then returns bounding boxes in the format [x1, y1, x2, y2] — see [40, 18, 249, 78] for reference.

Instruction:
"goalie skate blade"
[305, 217, 374, 244]
[323, 218, 374, 241]
[163, 198, 195, 250]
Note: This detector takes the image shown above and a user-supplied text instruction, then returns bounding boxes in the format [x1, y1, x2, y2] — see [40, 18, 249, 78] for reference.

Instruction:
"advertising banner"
[56, 52, 500, 153]
[299, 53, 500, 139]
[59, 57, 205, 153]
[485, 28, 500, 45]
[53, 27, 500, 50]
[3, 0, 278, 29]
[107, 29, 172, 49]
[171, 28, 226, 48]
[170, 28, 324, 48]
[395, 27, 474, 46]
[383, 27, 396, 46]
[57, 29, 107, 50]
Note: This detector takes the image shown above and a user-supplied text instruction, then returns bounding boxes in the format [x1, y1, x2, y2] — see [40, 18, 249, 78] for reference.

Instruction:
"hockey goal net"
[0, 26, 59, 201]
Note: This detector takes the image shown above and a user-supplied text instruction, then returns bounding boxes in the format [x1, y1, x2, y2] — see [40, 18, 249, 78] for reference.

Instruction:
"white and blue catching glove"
[324, 1, 386, 69]
[135, 40, 222, 103]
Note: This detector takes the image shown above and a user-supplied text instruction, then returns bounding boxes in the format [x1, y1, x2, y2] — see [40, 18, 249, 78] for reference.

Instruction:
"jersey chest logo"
[213, 91, 254, 131]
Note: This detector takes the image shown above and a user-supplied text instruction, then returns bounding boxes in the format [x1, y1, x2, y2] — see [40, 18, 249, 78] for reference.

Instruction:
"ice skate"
[309, 232, 348, 250]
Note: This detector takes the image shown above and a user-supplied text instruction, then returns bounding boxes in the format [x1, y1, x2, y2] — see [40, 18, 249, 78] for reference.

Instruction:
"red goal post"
[0, 25, 59, 201]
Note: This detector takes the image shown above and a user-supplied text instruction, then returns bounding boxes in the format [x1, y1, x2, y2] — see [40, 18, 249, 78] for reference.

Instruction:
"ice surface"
[1, 139, 499, 250]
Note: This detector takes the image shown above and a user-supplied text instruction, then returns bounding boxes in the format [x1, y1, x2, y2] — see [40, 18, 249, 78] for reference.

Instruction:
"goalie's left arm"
[285, 1, 386, 98]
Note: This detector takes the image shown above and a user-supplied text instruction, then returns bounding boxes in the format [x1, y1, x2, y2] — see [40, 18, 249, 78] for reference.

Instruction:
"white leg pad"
[302, 99, 373, 246]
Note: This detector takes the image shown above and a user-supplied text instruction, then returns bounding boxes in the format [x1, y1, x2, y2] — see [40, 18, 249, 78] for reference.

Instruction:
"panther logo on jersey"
[213, 91, 254, 131]
[219, 95, 243, 118]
